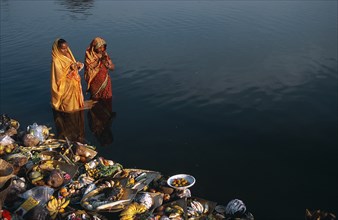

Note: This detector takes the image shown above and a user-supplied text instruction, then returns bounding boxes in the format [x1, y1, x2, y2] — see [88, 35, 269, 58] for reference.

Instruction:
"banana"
[187, 207, 198, 217]
[47, 202, 52, 209]
[196, 201, 204, 213]
[203, 203, 209, 214]
[190, 201, 204, 214]
[60, 199, 70, 209]
[52, 198, 58, 208]
[129, 203, 137, 211]
[47, 197, 70, 219]
[120, 215, 133, 220]
[173, 205, 184, 214]
[47, 200, 56, 210]
[119, 210, 134, 217]
[120, 203, 137, 217]
[109, 180, 114, 187]
[49, 199, 54, 209]
[46, 205, 54, 212]
[104, 180, 115, 188]
[120, 202, 148, 219]
[137, 204, 147, 213]
[31, 176, 44, 184]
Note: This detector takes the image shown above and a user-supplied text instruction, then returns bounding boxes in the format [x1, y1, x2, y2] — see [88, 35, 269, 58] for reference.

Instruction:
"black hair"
[57, 39, 67, 48]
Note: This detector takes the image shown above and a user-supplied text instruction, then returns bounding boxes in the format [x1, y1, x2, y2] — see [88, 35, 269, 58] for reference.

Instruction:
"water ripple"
[1, 2, 337, 218]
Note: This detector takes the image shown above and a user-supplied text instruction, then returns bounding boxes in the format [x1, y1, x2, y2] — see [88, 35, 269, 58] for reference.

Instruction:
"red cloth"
[1, 209, 11, 220]
[88, 65, 112, 99]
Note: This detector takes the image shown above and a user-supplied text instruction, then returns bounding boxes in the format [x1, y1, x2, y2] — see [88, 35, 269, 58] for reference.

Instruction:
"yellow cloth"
[51, 39, 84, 112]
[84, 37, 106, 91]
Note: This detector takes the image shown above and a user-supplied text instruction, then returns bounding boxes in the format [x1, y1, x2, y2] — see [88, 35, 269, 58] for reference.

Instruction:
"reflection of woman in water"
[52, 109, 85, 143]
[87, 98, 115, 146]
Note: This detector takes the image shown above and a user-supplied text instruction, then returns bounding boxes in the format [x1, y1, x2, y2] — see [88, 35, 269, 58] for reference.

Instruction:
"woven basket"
[0, 159, 14, 188]
[0, 176, 13, 212]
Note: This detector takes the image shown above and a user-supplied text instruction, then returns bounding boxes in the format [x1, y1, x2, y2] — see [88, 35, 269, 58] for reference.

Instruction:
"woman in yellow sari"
[51, 38, 85, 112]
[84, 37, 115, 99]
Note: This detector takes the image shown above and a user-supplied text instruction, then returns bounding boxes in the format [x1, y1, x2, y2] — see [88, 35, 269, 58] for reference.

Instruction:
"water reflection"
[56, 0, 94, 20]
[87, 98, 115, 146]
[52, 109, 85, 143]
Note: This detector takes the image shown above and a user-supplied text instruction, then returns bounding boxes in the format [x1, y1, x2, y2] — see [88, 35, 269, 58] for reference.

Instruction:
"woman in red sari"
[84, 37, 115, 99]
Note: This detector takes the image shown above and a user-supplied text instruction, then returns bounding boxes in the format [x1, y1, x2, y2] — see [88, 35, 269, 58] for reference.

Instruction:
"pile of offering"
[0, 114, 255, 220]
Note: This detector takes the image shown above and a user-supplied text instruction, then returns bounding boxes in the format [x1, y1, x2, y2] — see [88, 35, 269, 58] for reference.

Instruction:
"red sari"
[87, 60, 112, 99]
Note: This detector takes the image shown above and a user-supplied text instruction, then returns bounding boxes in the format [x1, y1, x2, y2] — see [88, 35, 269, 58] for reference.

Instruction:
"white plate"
[167, 174, 196, 190]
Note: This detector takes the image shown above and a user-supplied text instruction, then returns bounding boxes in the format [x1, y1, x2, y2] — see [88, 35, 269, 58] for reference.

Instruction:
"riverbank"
[0, 114, 254, 220]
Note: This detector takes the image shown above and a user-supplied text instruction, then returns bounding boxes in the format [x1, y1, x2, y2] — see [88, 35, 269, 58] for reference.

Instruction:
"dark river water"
[1, 1, 337, 219]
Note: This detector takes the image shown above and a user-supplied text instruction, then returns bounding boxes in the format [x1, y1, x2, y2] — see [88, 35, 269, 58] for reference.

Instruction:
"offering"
[167, 174, 195, 190]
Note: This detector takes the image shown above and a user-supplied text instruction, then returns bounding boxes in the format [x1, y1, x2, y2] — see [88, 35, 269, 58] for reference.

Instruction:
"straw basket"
[0, 159, 14, 188]
[0, 177, 12, 212]
[0, 159, 14, 212]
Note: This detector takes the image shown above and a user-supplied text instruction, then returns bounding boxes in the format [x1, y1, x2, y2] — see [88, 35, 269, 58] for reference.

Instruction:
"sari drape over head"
[51, 39, 84, 112]
[84, 37, 112, 99]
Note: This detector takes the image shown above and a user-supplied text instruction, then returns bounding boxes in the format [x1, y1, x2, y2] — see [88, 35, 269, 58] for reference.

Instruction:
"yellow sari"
[51, 39, 84, 112]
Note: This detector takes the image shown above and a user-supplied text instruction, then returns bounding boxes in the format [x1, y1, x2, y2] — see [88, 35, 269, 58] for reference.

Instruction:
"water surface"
[1, 1, 337, 219]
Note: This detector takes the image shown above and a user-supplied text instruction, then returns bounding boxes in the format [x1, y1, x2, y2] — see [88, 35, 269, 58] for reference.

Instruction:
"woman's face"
[95, 45, 106, 54]
[58, 43, 69, 56]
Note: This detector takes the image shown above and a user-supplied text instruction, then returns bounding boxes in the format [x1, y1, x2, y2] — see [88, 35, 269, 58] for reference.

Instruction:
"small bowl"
[167, 174, 195, 190]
